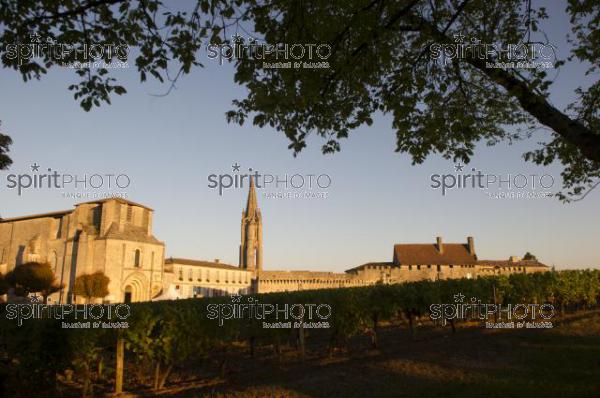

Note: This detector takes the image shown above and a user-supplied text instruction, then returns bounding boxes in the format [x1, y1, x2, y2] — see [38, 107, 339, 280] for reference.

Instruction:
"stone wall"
[0, 199, 165, 304]
[165, 259, 253, 298]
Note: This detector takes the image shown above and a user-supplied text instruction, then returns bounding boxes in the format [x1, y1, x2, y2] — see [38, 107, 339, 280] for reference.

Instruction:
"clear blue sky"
[0, 1, 598, 270]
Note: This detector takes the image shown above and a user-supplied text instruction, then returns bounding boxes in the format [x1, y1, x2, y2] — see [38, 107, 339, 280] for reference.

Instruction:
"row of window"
[177, 267, 250, 284]
[364, 264, 476, 271]
[481, 267, 526, 272]
[264, 279, 355, 285]
[173, 286, 250, 298]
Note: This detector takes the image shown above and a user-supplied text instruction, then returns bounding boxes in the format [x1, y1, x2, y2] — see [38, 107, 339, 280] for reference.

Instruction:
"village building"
[0, 181, 548, 302]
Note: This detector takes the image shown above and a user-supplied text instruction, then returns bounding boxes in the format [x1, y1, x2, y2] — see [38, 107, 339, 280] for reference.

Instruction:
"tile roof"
[0, 198, 153, 223]
[345, 262, 394, 273]
[99, 222, 163, 244]
[0, 209, 73, 223]
[75, 198, 153, 211]
[393, 243, 477, 265]
[165, 257, 244, 271]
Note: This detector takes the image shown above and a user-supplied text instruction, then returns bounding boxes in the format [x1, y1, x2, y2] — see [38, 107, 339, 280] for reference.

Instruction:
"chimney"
[214, 259, 220, 264]
[436, 236, 443, 254]
[467, 236, 475, 256]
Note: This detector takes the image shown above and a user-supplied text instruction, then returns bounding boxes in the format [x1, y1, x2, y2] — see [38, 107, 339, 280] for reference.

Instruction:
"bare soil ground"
[89, 311, 600, 398]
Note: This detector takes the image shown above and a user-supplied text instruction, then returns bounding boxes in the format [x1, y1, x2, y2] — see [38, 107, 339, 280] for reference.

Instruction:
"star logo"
[230, 293, 242, 303]
[31, 163, 40, 172]
[232, 163, 241, 172]
[30, 294, 41, 303]
[454, 163, 464, 172]
[30, 33, 42, 43]
[453, 33, 465, 43]
[453, 293, 465, 303]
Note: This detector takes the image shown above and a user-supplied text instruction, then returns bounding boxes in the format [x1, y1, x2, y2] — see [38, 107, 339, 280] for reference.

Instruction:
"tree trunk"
[371, 314, 379, 349]
[274, 336, 281, 362]
[97, 357, 104, 380]
[153, 361, 160, 391]
[220, 345, 228, 377]
[249, 336, 255, 358]
[408, 311, 416, 339]
[81, 362, 91, 398]
[493, 284, 498, 323]
[328, 332, 337, 358]
[158, 364, 173, 390]
[298, 320, 306, 359]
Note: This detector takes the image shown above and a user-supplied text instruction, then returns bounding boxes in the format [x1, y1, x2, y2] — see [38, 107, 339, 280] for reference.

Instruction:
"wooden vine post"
[115, 332, 125, 394]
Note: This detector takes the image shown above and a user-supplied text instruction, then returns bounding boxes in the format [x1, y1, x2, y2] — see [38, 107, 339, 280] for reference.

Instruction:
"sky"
[0, 1, 598, 271]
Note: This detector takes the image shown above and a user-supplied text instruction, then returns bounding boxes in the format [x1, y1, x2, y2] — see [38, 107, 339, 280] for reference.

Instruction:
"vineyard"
[1, 269, 599, 397]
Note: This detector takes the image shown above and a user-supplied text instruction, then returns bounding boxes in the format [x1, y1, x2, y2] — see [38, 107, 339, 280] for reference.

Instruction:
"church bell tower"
[239, 176, 263, 272]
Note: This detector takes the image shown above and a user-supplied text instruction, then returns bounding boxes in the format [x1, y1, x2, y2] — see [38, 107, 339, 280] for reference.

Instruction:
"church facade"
[0, 181, 548, 303]
[0, 198, 165, 303]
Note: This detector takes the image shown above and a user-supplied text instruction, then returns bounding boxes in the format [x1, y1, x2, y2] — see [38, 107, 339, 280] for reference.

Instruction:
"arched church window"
[134, 249, 141, 267]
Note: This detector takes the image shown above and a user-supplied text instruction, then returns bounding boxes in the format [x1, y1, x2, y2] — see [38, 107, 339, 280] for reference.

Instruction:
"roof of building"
[393, 243, 477, 265]
[98, 222, 163, 244]
[477, 259, 549, 268]
[165, 257, 245, 271]
[345, 262, 394, 273]
[259, 270, 350, 278]
[0, 198, 152, 224]
[75, 198, 153, 211]
[0, 209, 73, 223]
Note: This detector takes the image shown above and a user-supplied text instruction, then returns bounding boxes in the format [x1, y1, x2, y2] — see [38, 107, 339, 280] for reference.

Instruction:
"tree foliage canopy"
[73, 271, 110, 301]
[0, 122, 12, 170]
[6, 261, 61, 299]
[523, 251, 538, 261]
[0, 0, 598, 200]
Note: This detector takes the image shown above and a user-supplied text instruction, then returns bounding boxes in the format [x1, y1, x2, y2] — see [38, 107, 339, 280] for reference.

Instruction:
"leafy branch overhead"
[0, 0, 598, 201]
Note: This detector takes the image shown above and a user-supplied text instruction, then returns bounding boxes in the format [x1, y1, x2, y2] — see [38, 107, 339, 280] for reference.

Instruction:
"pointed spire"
[245, 175, 258, 216]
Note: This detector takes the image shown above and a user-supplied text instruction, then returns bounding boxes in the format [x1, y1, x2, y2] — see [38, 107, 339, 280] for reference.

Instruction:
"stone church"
[0, 180, 548, 303]
[0, 198, 165, 303]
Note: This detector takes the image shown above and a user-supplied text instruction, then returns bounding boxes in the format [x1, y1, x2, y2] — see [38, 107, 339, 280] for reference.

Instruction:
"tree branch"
[417, 16, 600, 163]
[28, 0, 125, 24]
